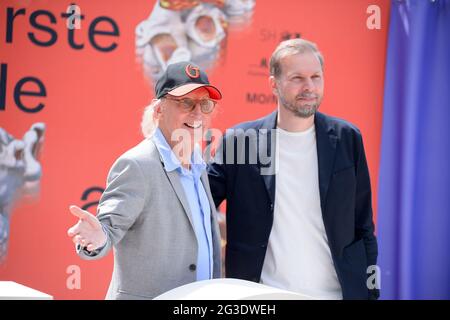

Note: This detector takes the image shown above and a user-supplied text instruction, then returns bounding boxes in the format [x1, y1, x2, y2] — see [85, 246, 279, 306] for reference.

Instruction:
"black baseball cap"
[155, 61, 222, 100]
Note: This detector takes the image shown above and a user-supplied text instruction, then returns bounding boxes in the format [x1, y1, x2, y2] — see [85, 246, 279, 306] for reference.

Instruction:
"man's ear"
[269, 76, 278, 96]
[153, 99, 163, 120]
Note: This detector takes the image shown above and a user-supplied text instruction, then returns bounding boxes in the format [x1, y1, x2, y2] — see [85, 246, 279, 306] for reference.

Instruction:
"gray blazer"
[76, 137, 222, 299]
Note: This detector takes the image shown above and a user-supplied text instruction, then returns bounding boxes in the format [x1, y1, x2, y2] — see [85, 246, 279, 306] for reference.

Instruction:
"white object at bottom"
[0, 281, 53, 300]
[154, 278, 316, 300]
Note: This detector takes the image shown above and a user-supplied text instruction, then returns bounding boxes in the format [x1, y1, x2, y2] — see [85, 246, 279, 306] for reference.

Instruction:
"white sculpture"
[135, 0, 256, 82]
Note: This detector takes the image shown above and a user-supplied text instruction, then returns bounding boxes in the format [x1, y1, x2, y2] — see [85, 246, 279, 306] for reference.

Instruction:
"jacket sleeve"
[354, 132, 379, 300]
[76, 156, 148, 260]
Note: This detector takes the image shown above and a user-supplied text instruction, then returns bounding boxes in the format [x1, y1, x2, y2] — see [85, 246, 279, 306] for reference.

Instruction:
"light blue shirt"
[152, 128, 213, 281]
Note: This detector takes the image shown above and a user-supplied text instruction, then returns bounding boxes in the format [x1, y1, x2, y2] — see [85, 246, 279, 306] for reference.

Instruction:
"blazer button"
[270, 203, 274, 211]
[189, 264, 197, 271]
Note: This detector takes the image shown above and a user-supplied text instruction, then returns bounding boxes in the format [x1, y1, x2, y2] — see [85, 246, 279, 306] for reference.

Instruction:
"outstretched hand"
[67, 205, 106, 252]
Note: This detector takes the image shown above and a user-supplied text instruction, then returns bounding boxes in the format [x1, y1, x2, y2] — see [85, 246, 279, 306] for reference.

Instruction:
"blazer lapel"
[258, 111, 278, 206]
[149, 138, 196, 229]
[165, 170, 195, 229]
[315, 112, 338, 215]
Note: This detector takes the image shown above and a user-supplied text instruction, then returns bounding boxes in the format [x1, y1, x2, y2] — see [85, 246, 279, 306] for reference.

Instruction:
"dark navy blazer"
[207, 111, 379, 300]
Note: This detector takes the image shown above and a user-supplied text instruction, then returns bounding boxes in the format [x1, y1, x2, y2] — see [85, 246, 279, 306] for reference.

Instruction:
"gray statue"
[0, 123, 45, 263]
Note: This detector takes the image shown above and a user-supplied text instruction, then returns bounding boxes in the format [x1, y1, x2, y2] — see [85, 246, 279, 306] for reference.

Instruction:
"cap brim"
[167, 83, 222, 100]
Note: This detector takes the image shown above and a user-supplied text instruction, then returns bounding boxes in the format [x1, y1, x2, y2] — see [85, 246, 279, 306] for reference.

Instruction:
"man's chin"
[293, 105, 318, 118]
[280, 100, 320, 118]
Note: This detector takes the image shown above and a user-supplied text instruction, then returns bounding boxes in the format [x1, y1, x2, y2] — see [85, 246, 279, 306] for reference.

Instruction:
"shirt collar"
[152, 128, 206, 176]
[191, 144, 207, 179]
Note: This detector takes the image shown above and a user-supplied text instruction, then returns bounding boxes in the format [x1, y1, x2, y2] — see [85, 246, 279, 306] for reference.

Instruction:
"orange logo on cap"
[185, 64, 200, 79]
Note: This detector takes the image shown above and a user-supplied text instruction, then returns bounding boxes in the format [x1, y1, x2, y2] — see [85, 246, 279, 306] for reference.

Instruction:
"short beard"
[278, 91, 320, 118]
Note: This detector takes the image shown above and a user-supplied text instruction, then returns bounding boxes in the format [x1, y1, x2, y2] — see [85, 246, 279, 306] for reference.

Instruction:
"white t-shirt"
[260, 125, 343, 300]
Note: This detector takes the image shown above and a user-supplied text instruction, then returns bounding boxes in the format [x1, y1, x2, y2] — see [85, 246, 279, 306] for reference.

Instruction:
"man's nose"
[303, 78, 315, 92]
[190, 103, 203, 115]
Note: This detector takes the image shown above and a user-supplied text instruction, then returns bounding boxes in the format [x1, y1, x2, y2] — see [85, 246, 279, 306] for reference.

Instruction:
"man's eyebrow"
[286, 71, 322, 77]
[286, 72, 303, 77]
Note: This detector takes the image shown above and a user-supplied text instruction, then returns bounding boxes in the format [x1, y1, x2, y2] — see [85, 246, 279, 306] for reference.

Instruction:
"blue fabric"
[153, 128, 213, 281]
[378, 0, 450, 299]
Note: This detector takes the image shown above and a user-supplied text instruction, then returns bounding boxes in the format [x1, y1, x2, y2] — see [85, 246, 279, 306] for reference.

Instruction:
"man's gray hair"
[141, 99, 161, 138]
[269, 38, 324, 78]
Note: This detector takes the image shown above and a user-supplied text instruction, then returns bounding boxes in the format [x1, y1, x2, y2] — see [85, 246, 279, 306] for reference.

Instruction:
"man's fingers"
[68, 205, 104, 251]
[67, 224, 79, 237]
[69, 205, 88, 220]
[72, 234, 83, 245]
[69, 205, 99, 229]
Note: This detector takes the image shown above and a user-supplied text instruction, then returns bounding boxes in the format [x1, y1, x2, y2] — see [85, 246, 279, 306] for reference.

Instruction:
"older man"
[208, 39, 379, 300]
[67, 61, 222, 299]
